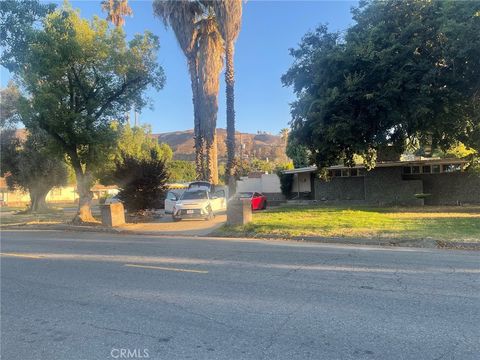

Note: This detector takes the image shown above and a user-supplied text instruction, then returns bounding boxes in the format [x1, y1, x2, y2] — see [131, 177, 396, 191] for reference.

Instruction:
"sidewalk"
[1, 213, 227, 238]
[117, 214, 226, 236]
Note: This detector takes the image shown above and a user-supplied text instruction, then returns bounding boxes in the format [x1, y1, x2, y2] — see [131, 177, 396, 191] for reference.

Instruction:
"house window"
[403, 166, 412, 174]
[341, 169, 349, 177]
[443, 164, 461, 173]
[422, 165, 431, 174]
[350, 169, 359, 177]
[432, 165, 441, 173]
[334, 169, 342, 177]
[411, 166, 420, 174]
[328, 170, 334, 178]
[358, 168, 366, 176]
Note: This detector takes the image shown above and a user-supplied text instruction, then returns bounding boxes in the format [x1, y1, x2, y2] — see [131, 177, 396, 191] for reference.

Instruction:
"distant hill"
[152, 129, 287, 162]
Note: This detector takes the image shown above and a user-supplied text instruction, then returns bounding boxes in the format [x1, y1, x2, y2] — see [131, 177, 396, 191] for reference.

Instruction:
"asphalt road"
[1, 230, 479, 360]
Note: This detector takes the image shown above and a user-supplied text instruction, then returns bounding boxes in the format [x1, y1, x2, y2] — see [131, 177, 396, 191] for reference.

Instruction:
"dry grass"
[0, 204, 101, 226]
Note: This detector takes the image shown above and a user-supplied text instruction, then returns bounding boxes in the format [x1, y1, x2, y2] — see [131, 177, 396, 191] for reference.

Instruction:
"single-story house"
[0, 177, 119, 207]
[284, 158, 480, 206]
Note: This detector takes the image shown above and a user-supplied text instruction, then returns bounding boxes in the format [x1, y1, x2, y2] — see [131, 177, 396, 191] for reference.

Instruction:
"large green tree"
[0, 82, 21, 129]
[0, 130, 68, 212]
[168, 160, 196, 182]
[114, 124, 172, 164]
[98, 123, 173, 185]
[286, 135, 309, 168]
[283, 1, 480, 171]
[0, 0, 55, 72]
[2, 3, 165, 222]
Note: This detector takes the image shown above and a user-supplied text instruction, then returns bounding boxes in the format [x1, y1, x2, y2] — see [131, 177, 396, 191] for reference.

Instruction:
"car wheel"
[172, 216, 181, 222]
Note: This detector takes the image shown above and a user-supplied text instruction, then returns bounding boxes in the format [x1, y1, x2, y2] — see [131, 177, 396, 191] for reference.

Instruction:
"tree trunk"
[28, 187, 50, 213]
[72, 168, 96, 223]
[188, 58, 204, 180]
[205, 131, 218, 185]
[225, 41, 236, 194]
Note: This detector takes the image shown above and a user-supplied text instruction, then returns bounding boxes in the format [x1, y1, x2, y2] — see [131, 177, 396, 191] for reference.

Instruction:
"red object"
[237, 192, 267, 211]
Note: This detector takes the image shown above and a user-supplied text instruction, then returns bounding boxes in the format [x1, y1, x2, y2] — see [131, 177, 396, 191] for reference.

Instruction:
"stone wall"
[314, 167, 423, 206]
[311, 166, 480, 206]
[420, 172, 480, 205]
[314, 177, 365, 201]
[364, 167, 423, 206]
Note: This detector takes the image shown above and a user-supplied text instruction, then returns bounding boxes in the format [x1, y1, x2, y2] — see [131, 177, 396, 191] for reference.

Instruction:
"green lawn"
[219, 205, 480, 242]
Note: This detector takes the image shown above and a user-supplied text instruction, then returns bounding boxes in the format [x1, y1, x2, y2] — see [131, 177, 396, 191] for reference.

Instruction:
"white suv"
[172, 189, 226, 221]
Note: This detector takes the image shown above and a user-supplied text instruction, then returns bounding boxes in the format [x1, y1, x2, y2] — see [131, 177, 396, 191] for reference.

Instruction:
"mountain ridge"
[152, 128, 287, 162]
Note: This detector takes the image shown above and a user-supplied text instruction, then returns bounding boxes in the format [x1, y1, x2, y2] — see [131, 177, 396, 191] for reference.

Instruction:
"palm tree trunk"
[225, 40, 236, 193]
[205, 130, 219, 185]
[188, 58, 204, 180]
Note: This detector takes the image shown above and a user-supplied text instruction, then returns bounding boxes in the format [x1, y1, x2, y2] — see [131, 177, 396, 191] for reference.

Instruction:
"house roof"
[283, 158, 468, 174]
[91, 184, 119, 191]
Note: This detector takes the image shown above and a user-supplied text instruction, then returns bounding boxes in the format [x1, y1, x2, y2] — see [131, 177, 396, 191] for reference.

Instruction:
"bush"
[112, 150, 168, 212]
[277, 171, 294, 198]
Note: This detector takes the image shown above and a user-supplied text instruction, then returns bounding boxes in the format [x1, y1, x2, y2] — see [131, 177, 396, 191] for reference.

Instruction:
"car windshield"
[237, 192, 253, 198]
[181, 190, 208, 200]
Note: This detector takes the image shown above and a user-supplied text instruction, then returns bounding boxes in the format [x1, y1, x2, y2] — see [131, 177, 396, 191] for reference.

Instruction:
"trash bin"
[227, 198, 252, 225]
[101, 202, 125, 227]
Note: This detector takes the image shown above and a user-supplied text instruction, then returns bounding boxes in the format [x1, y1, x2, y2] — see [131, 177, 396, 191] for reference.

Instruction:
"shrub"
[112, 150, 168, 212]
[277, 171, 294, 198]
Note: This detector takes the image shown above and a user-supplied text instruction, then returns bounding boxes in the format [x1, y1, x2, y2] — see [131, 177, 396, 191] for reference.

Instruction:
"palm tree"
[280, 128, 289, 144]
[153, 0, 205, 179]
[101, 0, 132, 27]
[280, 128, 290, 162]
[212, 0, 243, 190]
[197, 16, 224, 184]
[102, 0, 133, 126]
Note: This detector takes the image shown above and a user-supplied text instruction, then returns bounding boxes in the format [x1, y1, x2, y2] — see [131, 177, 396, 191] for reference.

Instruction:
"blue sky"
[1, 0, 357, 135]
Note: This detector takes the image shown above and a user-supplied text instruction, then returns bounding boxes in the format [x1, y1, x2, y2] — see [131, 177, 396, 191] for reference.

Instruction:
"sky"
[0, 0, 358, 135]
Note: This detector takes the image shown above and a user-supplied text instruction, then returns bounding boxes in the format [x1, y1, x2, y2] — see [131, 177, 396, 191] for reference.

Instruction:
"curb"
[207, 232, 480, 251]
[2, 223, 479, 251]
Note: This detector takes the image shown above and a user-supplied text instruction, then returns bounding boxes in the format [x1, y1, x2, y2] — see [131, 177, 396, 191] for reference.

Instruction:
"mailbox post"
[101, 202, 126, 227]
[227, 198, 252, 225]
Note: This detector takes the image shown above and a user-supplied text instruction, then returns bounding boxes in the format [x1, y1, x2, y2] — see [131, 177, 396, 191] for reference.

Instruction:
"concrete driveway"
[118, 212, 226, 236]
